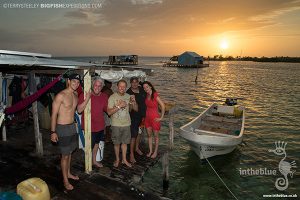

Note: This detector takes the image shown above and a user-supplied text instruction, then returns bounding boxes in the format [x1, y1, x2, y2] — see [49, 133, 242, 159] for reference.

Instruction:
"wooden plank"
[2, 122, 169, 200]
[84, 69, 92, 173]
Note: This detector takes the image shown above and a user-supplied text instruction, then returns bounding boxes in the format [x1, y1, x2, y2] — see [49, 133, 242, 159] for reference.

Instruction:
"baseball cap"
[68, 73, 81, 81]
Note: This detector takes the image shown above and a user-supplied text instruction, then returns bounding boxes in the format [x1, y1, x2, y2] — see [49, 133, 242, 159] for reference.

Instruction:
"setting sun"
[220, 40, 229, 50]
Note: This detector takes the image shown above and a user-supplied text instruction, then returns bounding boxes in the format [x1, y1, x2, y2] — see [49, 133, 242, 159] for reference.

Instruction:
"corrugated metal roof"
[0, 50, 96, 69]
[0, 50, 52, 58]
[0, 50, 154, 75]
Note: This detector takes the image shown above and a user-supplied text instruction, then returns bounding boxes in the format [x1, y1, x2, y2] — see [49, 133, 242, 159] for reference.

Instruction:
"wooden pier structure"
[163, 62, 209, 68]
[0, 50, 177, 199]
[103, 55, 138, 65]
[0, 102, 177, 199]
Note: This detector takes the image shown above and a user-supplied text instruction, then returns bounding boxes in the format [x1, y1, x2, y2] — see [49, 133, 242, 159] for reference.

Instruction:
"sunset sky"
[1, 0, 300, 57]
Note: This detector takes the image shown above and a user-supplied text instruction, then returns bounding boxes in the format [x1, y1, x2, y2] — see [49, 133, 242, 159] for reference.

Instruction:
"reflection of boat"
[180, 99, 245, 159]
[103, 55, 138, 65]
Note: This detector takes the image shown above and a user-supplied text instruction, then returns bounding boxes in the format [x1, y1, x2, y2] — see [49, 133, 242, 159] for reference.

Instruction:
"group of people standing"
[50, 74, 165, 191]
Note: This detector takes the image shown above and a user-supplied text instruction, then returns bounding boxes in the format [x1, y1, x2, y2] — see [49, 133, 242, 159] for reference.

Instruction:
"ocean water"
[62, 57, 300, 200]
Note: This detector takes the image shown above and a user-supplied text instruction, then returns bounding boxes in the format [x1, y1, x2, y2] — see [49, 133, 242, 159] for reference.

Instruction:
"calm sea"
[61, 56, 300, 200]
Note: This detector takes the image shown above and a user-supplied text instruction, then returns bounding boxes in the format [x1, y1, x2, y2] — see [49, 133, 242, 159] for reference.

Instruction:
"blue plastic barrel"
[0, 192, 22, 200]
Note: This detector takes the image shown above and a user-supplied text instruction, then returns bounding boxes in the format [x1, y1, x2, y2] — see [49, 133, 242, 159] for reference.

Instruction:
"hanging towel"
[75, 113, 85, 149]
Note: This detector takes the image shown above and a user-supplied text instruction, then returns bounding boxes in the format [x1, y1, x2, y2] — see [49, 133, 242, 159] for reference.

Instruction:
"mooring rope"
[200, 150, 239, 200]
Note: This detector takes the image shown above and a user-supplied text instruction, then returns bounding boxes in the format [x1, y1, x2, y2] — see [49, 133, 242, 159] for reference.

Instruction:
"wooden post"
[29, 72, 43, 157]
[0, 72, 5, 142]
[168, 113, 174, 150]
[162, 152, 169, 190]
[195, 67, 199, 82]
[84, 70, 92, 173]
[163, 103, 177, 191]
[2, 124, 6, 141]
[167, 103, 176, 150]
[0, 72, 2, 104]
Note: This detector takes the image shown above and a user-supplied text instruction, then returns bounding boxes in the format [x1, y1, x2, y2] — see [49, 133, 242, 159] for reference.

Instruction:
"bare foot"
[151, 152, 157, 159]
[136, 148, 143, 156]
[68, 174, 79, 180]
[93, 162, 103, 168]
[146, 152, 152, 157]
[122, 160, 132, 168]
[113, 160, 120, 168]
[130, 155, 136, 164]
[64, 182, 74, 191]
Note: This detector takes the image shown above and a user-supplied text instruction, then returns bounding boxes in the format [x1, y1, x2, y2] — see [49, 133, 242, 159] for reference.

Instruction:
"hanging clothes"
[2, 78, 7, 105]
[5, 76, 61, 115]
[8, 76, 22, 105]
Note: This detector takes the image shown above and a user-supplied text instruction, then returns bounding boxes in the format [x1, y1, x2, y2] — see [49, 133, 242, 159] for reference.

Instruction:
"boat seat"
[196, 125, 240, 136]
[200, 120, 240, 132]
[217, 105, 234, 115]
[197, 125, 230, 134]
[203, 115, 241, 124]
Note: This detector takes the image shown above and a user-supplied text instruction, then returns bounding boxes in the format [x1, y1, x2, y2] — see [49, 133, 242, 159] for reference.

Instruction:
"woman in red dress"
[142, 81, 165, 158]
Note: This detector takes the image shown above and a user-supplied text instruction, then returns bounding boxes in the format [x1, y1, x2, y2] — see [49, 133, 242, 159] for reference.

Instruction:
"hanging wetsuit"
[8, 76, 22, 105]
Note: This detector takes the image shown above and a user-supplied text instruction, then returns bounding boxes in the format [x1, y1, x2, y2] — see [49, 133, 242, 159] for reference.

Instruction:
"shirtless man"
[50, 73, 81, 191]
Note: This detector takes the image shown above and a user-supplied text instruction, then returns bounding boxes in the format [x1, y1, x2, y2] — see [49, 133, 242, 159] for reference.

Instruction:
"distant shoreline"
[204, 56, 300, 63]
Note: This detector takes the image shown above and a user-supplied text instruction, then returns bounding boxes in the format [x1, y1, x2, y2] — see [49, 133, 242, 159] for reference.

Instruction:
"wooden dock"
[163, 63, 209, 68]
[103, 55, 138, 65]
[0, 103, 177, 199]
[0, 125, 169, 200]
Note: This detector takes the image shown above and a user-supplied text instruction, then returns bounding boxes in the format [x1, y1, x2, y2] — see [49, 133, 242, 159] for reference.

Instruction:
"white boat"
[180, 101, 245, 159]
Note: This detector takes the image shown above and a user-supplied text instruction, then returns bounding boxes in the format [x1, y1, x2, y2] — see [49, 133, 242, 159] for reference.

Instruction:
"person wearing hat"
[50, 73, 81, 191]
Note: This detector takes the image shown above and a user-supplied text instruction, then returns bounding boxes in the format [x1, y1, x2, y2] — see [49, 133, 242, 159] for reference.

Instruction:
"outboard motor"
[225, 98, 237, 106]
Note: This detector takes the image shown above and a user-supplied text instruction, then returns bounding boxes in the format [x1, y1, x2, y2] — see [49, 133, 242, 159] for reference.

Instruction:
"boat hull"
[185, 137, 238, 159]
[180, 103, 245, 160]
